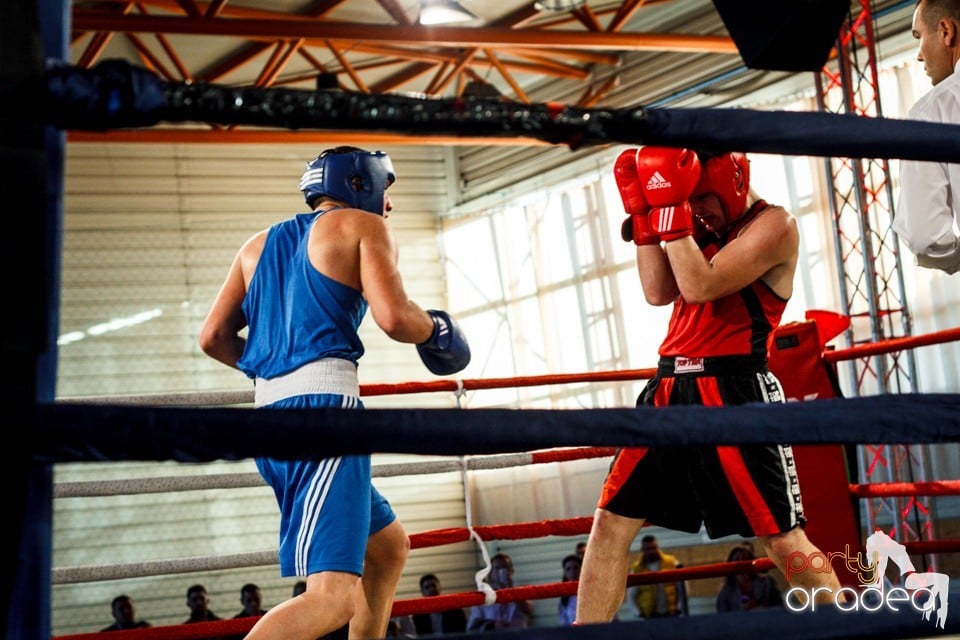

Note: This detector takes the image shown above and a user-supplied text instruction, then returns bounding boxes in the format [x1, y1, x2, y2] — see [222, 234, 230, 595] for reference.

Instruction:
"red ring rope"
[823, 326, 960, 362]
[850, 480, 960, 498]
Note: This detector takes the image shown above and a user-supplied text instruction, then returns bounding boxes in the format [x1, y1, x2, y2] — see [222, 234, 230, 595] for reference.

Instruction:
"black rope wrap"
[28, 394, 960, 463]
[14, 59, 960, 161]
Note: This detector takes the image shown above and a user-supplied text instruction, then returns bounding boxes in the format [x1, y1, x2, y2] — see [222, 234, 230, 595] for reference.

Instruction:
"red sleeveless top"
[658, 200, 788, 359]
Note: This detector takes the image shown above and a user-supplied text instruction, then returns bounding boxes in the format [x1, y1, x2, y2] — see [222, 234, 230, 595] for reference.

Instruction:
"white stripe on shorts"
[295, 455, 342, 575]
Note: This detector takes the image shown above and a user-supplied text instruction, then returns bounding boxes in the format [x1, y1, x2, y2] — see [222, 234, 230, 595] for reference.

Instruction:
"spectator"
[389, 615, 416, 638]
[716, 544, 783, 612]
[575, 541, 587, 560]
[412, 573, 467, 636]
[225, 583, 268, 640]
[628, 535, 685, 619]
[385, 619, 402, 638]
[184, 584, 222, 623]
[292, 580, 307, 598]
[466, 553, 532, 632]
[234, 583, 268, 618]
[558, 554, 582, 626]
[101, 594, 151, 631]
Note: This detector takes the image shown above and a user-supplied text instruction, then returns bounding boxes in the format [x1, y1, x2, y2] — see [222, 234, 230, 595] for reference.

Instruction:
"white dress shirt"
[894, 59, 960, 274]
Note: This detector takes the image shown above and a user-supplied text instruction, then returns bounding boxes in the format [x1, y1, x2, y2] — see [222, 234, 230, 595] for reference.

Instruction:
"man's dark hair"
[562, 554, 581, 567]
[917, 0, 960, 24]
[186, 584, 207, 598]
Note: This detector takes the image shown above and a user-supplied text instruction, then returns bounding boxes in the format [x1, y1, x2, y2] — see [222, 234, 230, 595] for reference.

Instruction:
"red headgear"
[691, 152, 750, 224]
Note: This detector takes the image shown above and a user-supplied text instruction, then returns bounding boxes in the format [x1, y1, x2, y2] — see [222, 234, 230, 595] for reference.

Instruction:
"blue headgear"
[298, 149, 396, 215]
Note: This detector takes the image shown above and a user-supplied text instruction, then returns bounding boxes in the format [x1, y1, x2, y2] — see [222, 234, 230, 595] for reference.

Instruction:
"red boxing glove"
[614, 148, 660, 246]
[621, 216, 661, 245]
[650, 202, 695, 242]
[636, 146, 701, 242]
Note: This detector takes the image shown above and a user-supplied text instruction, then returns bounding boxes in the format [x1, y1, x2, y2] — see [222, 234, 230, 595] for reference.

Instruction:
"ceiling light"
[419, 0, 478, 25]
[534, 0, 586, 11]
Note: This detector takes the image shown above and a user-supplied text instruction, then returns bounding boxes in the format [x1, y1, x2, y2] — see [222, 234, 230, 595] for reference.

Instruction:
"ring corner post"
[1, 0, 67, 638]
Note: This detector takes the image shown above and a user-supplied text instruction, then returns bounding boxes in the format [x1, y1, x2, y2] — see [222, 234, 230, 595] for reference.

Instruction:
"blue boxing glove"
[417, 310, 471, 375]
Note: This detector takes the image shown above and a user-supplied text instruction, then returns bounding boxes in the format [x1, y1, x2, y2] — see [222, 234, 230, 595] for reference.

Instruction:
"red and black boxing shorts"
[598, 355, 806, 538]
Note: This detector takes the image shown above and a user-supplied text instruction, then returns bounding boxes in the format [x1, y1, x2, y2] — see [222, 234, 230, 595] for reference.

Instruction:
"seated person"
[184, 584, 222, 623]
[233, 583, 268, 618]
[413, 573, 467, 636]
[101, 595, 151, 631]
[467, 553, 532, 631]
[558, 554, 582, 626]
[716, 544, 783, 612]
[629, 535, 684, 618]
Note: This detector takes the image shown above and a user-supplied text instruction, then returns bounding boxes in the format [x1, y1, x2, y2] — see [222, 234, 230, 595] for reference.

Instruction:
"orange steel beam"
[428, 49, 477, 96]
[504, 47, 620, 65]
[330, 42, 595, 79]
[254, 41, 287, 87]
[134, 1, 193, 81]
[577, 74, 620, 108]
[173, 0, 201, 17]
[77, 31, 114, 68]
[375, 0, 414, 26]
[491, 5, 542, 28]
[507, 51, 605, 76]
[297, 47, 331, 73]
[572, 5, 603, 32]
[205, 0, 228, 18]
[199, 41, 272, 82]
[608, 0, 649, 32]
[70, 13, 738, 54]
[483, 48, 529, 104]
[478, 55, 588, 80]
[80, 0, 659, 27]
[309, 0, 349, 17]
[424, 62, 452, 96]
[76, 1, 135, 68]
[68, 129, 554, 146]
[261, 39, 304, 87]
[126, 32, 178, 80]
[370, 62, 436, 94]
[327, 40, 369, 93]
[152, 31, 193, 81]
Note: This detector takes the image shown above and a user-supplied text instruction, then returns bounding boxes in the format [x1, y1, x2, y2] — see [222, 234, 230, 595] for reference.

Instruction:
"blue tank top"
[237, 212, 367, 379]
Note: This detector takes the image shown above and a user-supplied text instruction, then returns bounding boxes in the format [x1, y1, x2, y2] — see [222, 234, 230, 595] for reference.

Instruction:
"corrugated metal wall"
[53, 142, 476, 634]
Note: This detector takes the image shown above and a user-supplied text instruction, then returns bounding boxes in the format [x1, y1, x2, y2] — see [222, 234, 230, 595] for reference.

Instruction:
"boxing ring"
[41, 323, 960, 639]
[5, 5, 960, 637]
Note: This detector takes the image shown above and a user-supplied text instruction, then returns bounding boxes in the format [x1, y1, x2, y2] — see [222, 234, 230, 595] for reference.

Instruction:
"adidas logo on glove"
[645, 171, 671, 190]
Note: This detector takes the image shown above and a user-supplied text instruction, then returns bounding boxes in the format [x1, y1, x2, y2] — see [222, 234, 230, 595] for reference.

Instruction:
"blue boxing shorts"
[255, 391, 396, 577]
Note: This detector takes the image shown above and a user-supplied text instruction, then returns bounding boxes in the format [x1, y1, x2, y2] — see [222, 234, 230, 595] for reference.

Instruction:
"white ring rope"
[53, 551, 278, 585]
[65, 389, 253, 406]
[52, 379, 619, 586]
[53, 452, 544, 498]
[51, 448, 608, 584]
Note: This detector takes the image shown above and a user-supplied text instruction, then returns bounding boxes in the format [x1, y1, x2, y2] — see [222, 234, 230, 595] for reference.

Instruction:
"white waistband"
[254, 358, 359, 408]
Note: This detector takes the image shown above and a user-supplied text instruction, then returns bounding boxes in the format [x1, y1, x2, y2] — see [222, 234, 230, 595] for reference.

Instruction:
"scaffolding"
[814, 0, 935, 569]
